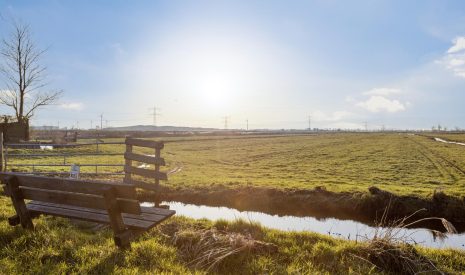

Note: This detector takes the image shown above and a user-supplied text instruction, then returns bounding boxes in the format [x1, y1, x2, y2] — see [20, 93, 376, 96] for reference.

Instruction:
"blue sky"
[1, 0, 465, 130]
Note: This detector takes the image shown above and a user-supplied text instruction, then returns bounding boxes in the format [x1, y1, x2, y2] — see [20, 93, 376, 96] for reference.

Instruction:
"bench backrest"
[123, 137, 167, 191]
[0, 172, 141, 215]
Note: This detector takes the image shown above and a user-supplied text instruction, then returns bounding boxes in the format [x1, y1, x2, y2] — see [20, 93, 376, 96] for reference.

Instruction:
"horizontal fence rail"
[4, 142, 125, 147]
[8, 172, 125, 176]
[7, 153, 123, 157]
[12, 164, 124, 167]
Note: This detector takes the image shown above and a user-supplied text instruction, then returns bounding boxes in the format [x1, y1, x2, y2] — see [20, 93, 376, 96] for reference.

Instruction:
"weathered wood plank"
[29, 201, 174, 223]
[124, 152, 165, 166]
[20, 187, 141, 215]
[124, 166, 167, 180]
[125, 138, 164, 149]
[141, 206, 176, 216]
[0, 172, 137, 199]
[21, 186, 105, 208]
[26, 203, 164, 230]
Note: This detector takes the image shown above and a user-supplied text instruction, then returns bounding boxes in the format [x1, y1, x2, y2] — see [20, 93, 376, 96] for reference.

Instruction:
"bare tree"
[0, 21, 62, 123]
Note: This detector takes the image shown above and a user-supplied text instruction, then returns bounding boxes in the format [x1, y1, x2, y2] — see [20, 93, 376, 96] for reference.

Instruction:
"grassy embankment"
[1, 195, 465, 274]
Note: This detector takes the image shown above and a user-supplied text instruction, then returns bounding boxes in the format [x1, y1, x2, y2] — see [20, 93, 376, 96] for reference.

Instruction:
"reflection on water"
[434, 137, 465, 146]
[141, 201, 465, 250]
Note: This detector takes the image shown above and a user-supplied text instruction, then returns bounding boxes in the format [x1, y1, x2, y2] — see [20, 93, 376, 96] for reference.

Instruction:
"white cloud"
[363, 87, 401, 96]
[59, 102, 83, 110]
[442, 37, 465, 78]
[447, 37, 465, 54]
[356, 96, 405, 113]
[448, 58, 465, 67]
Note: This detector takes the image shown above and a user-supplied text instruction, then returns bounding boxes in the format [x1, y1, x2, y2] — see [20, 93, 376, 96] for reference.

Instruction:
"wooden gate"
[123, 137, 167, 192]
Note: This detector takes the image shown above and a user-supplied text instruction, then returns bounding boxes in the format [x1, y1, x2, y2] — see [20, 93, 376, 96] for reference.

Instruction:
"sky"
[1, 0, 465, 130]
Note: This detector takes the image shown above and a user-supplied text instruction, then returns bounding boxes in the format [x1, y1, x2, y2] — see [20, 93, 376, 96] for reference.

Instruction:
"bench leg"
[8, 215, 20, 226]
[114, 230, 133, 248]
[8, 212, 41, 226]
[103, 188, 131, 249]
[5, 176, 34, 230]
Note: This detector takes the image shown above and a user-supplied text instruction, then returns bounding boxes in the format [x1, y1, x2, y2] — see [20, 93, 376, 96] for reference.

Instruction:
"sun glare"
[195, 71, 234, 109]
[199, 73, 232, 107]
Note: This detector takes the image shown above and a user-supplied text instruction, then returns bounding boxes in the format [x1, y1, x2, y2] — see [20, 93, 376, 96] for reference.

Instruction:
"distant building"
[0, 116, 29, 142]
[30, 125, 60, 131]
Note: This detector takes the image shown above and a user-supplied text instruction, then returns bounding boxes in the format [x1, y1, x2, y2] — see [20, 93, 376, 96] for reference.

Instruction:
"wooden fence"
[123, 137, 166, 191]
[0, 136, 167, 192]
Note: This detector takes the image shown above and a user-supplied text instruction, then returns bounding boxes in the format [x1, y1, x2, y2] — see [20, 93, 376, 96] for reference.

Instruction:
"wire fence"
[3, 139, 126, 177]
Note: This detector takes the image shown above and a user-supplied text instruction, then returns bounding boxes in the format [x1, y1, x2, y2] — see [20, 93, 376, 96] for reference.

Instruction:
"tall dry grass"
[355, 199, 457, 274]
[172, 228, 277, 271]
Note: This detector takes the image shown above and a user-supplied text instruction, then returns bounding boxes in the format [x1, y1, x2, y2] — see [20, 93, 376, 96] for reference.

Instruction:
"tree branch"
[0, 20, 61, 122]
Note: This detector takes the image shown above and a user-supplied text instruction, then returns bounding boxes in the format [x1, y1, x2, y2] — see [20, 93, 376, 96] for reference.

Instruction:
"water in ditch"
[141, 201, 465, 250]
[434, 137, 465, 146]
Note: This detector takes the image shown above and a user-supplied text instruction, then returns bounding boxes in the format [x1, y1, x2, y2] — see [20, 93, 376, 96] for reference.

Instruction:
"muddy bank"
[139, 186, 465, 232]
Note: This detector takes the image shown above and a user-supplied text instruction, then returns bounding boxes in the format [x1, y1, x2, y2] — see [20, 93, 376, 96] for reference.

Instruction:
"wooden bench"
[0, 172, 175, 248]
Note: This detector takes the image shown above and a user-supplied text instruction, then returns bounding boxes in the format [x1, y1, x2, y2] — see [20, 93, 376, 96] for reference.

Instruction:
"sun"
[195, 72, 233, 109]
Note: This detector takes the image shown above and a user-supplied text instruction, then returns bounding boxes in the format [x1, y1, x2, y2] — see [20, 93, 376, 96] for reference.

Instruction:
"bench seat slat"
[27, 204, 152, 229]
[26, 202, 174, 230]
[27, 201, 176, 228]
[28, 201, 175, 223]
[21, 187, 141, 215]
[141, 206, 177, 216]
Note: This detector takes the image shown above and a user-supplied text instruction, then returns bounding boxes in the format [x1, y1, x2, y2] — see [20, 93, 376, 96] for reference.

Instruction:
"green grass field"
[8, 133, 465, 197]
[3, 133, 465, 273]
[0, 195, 464, 274]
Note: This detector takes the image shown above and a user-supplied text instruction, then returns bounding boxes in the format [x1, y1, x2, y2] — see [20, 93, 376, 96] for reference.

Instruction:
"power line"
[246, 119, 249, 131]
[149, 106, 161, 126]
[363, 121, 368, 131]
[308, 115, 311, 130]
[222, 116, 229, 130]
[100, 114, 103, 130]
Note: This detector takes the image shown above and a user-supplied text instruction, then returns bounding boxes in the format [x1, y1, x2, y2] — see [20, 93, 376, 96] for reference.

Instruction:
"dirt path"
[411, 136, 465, 176]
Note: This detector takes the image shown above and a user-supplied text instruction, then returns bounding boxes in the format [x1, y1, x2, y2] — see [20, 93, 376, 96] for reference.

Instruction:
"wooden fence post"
[124, 137, 133, 185]
[0, 132, 3, 172]
[154, 146, 161, 206]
